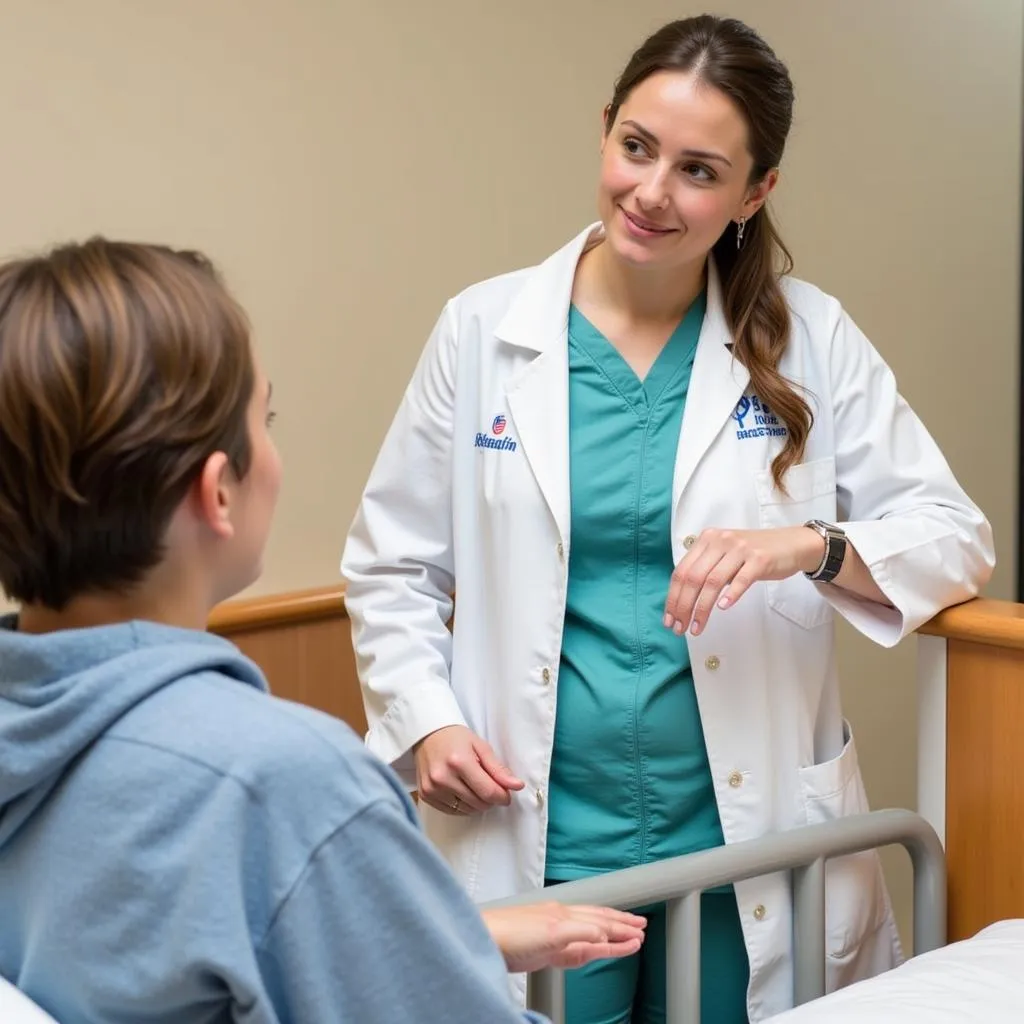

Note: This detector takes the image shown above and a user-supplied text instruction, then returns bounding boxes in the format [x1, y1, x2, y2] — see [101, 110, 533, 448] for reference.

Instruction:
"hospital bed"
[768, 918, 1024, 1022]
[486, 808, 1024, 1022]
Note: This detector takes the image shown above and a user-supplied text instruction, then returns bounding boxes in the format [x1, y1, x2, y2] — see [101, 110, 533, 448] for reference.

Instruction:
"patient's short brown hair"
[0, 238, 254, 609]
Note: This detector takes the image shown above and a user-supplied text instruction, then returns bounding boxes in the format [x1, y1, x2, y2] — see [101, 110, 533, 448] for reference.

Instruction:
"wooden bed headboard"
[207, 585, 1024, 945]
[918, 600, 1024, 943]
[208, 584, 366, 735]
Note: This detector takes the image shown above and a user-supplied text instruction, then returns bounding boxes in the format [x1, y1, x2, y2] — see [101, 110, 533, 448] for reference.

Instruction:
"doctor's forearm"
[831, 545, 892, 607]
[796, 525, 891, 607]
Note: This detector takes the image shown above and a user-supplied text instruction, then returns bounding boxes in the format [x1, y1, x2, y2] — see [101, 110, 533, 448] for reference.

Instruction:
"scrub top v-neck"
[545, 291, 727, 880]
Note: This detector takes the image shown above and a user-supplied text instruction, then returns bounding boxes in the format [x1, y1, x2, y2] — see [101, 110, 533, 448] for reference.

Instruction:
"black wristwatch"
[803, 519, 847, 583]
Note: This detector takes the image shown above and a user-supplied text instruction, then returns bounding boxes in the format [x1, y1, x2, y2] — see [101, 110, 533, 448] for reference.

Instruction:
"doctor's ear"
[600, 104, 614, 149]
[741, 168, 780, 218]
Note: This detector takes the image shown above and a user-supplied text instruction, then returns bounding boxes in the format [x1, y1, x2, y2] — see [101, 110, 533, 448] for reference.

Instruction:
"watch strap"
[803, 519, 847, 583]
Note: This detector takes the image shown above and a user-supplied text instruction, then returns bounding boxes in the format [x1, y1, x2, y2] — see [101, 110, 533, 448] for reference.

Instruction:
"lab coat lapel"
[497, 225, 600, 545]
[506, 345, 571, 544]
[673, 260, 750, 510]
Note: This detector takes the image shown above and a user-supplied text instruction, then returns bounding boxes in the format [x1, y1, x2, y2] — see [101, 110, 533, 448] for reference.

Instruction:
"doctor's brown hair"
[606, 15, 810, 488]
[0, 238, 254, 610]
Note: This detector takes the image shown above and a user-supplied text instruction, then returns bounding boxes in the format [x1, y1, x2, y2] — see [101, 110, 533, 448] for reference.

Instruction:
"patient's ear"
[191, 452, 235, 540]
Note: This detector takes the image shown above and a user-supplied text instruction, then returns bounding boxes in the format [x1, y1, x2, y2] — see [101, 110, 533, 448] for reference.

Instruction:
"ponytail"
[712, 209, 811, 490]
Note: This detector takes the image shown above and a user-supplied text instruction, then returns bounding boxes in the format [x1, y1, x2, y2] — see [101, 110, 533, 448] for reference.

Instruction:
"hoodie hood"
[0, 615, 266, 846]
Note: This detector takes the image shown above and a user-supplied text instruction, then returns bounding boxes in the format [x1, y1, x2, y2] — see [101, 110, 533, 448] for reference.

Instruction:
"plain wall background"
[0, 0, 1021, 939]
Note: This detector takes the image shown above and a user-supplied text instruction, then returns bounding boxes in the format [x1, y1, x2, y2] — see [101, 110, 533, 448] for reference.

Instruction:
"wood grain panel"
[207, 585, 367, 735]
[209, 584, 346, 634]
[945, 638, 1024, 940]
[920, 599, 1024, 650]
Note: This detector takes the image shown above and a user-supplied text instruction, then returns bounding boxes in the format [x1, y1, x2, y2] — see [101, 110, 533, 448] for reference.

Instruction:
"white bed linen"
[0, 978, 59, 1023]
[766, 919, 1024, 1022]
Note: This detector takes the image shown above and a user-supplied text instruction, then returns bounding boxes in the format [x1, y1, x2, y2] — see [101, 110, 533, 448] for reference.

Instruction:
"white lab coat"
[341, 223, 994, 1020]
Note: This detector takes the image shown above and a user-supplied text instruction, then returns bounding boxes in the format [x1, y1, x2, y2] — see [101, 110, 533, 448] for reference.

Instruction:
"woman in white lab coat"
[342, 14, 994, 1024]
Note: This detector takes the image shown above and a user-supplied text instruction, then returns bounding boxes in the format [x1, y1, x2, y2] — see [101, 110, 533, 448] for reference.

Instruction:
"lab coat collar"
[493, 221, 731, 354]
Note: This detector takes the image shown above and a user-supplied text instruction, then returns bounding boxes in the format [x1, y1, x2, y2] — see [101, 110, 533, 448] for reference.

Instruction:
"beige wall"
[1, 0, 1021, 939]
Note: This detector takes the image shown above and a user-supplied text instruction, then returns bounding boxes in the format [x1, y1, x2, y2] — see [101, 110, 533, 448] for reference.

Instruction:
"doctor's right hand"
[414, 725, 525, 815]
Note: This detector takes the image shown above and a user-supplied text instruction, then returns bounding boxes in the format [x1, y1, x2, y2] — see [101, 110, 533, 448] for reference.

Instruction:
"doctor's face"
[597, 70, 772, 271]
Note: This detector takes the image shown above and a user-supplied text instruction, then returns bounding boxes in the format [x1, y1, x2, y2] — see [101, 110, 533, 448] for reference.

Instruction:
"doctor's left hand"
[664, 526, 826, 637]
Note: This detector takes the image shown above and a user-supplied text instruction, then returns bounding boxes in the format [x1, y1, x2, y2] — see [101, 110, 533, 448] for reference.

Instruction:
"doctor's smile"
[619, 206, 677, 238]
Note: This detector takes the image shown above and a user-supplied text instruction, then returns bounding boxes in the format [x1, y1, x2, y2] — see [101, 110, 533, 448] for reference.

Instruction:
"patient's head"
[0, 238, 281, 628]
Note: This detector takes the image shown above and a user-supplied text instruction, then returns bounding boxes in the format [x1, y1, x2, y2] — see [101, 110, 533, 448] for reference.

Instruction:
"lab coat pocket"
[797, 720, 886, 961]
[756, 457, 837, 629]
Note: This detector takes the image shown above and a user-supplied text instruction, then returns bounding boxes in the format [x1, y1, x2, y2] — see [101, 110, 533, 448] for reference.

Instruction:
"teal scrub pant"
[556, 890, 750, 1024]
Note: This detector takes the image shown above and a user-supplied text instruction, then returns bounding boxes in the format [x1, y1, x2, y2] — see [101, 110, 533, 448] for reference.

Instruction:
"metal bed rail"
[483, 809, 946, 1023]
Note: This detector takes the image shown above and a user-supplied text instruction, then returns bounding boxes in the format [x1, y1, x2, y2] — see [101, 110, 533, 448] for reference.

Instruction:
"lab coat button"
[541, 667, 551, 684]
[683, 534, 697, 549]
[753, 904, 767, 921]
[728, 771, 743, 788]
[535, 789, 544, 806]
[557, 542, 565, 561]
[705, 655, 721, 671]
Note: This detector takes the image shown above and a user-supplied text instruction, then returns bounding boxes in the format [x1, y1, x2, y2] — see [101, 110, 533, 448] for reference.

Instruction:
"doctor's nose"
[634, 168, 671, 211]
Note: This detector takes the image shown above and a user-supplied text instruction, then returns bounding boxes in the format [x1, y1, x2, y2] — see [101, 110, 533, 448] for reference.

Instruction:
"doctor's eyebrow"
[620, 119, 733, 167]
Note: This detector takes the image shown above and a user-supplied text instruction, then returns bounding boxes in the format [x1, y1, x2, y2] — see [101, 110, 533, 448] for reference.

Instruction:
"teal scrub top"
[545, 293, 726, 881]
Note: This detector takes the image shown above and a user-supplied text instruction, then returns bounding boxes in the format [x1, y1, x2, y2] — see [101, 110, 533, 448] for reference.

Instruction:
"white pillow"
[0, 977, 60, 1024]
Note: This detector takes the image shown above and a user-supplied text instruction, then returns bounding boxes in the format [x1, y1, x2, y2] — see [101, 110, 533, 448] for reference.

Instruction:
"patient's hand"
[480, 903, 646, 974]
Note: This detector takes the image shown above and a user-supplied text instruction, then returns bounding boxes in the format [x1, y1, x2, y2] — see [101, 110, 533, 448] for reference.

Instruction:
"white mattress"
[766, 920, 1024, 1022]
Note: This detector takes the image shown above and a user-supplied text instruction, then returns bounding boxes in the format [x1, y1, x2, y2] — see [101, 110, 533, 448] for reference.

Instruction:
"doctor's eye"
[682, 162, 716, 184]
[623, 137, 651, 159]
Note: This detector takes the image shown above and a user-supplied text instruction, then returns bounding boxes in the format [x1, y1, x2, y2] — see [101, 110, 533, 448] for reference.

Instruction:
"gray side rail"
[483, 809, 945, 1023]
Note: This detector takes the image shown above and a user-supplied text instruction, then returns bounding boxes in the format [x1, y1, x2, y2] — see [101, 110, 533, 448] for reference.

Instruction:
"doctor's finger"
[418, 790, 477, 815]
[663, 539, 707, 627]
[688, 551, 746, 635]
[715, 563, 761, 611]
[455, 758, 515, 807]
[472, 738, 525, 792]
[665, 545, 726, 633]
[420, 770, 490, 812]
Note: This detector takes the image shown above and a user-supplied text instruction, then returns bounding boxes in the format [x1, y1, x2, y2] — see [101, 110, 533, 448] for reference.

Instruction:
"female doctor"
[342, 14, 994, 1024]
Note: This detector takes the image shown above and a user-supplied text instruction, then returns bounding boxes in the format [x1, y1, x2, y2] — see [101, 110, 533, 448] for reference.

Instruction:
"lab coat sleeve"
[341, 301, 465, 782]
[818, 302, 995, 647]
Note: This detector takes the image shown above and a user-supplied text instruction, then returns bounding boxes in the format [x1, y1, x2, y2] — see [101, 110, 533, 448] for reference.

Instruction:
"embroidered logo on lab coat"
[475, 413, 518, 452]
[733, 394, 787, 440]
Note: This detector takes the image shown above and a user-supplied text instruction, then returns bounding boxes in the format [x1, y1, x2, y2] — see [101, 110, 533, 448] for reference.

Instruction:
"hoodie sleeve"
[254, 796, 548, 1024]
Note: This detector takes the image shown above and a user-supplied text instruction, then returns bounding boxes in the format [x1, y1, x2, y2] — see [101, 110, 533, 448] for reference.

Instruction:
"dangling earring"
[736, 216, 747, 251]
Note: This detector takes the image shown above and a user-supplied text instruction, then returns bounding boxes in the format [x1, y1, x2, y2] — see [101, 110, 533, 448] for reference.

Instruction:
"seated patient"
[0, 240, 645, 1023]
